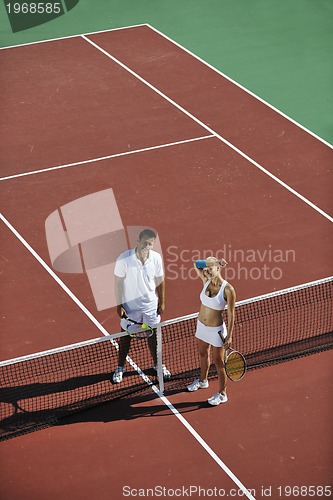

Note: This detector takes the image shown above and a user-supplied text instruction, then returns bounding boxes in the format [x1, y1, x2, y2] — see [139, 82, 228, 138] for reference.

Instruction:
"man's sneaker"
[153, 364, 171, 379]
[187, 378, 209, 392]
[113, 366, 125, 383]
[207, 392, 228, 406]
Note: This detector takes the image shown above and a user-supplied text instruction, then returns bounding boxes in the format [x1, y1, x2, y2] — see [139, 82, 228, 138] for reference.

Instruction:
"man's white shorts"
[120, 309, 161, 330]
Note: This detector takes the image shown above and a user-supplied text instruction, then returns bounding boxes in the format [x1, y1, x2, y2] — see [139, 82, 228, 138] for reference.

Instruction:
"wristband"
[195, 260, 207, 269]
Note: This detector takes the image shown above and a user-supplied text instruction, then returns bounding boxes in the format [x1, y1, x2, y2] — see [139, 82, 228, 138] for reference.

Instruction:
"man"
[113, 229, 170, 383]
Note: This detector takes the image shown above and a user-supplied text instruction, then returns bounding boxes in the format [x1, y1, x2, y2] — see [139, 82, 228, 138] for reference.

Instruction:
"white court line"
[0, 135, 214, 182]
[1, 25, 327, 498]
[1, 211, 256, 499]
[0, 23, 146, 51]
[82, 35, 333, 223]
[1, 23, 331, 151]
[0, 213, 110, 336]
[156, 391, 256, 500]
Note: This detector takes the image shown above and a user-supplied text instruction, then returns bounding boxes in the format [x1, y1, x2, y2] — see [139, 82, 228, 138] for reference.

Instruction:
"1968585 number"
[277, 485, 331, 497]
[6, 3, 62, 14]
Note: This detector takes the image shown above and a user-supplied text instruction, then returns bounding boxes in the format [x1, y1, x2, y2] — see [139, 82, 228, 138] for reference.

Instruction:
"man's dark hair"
[138, 228, 157, 241]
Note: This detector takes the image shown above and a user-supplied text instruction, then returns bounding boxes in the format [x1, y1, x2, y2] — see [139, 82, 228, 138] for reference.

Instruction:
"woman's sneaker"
[153, 364, 171, 379]
[187, 378, 209, 392]
[207, 392, 228, 405]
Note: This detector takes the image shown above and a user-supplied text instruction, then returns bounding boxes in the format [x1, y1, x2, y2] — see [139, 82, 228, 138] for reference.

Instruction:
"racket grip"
[195, 260, 207, 269]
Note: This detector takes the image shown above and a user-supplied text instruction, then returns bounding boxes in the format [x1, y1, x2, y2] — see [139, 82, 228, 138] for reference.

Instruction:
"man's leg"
[117, 333, 131, 367]
[113, 323, 132, 383]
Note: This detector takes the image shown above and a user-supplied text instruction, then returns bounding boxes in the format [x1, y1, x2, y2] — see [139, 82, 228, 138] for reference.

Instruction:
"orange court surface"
[0, 25, 332, 500]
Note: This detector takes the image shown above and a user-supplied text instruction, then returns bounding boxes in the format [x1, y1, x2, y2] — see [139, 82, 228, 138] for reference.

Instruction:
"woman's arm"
[193, 256, 227, 283]
[193, 262, 208, 283]
[224, 283, 236, 348]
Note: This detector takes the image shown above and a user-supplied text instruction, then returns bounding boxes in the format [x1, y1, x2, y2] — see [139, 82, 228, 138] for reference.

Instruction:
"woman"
[187, 256, 236, 405]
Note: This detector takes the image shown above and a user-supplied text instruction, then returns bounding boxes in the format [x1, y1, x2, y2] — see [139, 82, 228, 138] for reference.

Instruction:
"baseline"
[0, 24, 146, 50]
[1, 24, 330, 151]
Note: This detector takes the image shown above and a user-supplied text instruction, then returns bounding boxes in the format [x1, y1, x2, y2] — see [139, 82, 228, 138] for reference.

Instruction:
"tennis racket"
[225, 348, 246, 381]
[122, 314, 154, 338]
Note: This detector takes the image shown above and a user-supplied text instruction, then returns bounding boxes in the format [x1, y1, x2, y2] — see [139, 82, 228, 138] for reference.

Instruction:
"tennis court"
[0, 24, 332, 500]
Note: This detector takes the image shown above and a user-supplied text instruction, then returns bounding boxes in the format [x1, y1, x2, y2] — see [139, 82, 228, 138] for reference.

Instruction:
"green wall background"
[0, 0, 332, 145]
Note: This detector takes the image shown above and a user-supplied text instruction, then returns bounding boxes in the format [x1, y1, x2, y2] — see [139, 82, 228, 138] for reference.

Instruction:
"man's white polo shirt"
[114, 248, 164, 311]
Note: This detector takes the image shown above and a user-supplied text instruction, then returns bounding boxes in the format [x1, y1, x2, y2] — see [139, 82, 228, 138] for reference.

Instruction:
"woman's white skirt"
[195, 319, 227, 347]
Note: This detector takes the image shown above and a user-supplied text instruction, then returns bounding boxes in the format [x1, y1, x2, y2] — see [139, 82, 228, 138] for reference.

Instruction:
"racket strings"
[126, 323, 154, 338]
[226, 352, 246, 381]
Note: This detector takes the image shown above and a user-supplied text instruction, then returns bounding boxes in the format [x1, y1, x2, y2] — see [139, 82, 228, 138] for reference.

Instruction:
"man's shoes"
[113, 366, 125, 383]
[187, 378, 209, 392]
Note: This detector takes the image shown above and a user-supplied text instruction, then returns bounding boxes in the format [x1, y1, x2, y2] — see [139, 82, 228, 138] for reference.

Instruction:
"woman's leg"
[212, 346, 227, 395]
[197, 338, 210, 381]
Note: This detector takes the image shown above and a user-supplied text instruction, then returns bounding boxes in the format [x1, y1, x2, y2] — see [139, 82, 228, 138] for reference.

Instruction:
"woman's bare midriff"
[198, 304, 223, 327]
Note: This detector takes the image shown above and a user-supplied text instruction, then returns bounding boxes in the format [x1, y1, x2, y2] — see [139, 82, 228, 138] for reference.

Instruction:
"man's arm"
[156, 277, 165, 315]
[115, 275, 126, 318]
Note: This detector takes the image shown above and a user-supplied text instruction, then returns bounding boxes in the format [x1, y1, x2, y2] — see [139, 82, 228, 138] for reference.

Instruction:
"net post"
[156, 323, 164, 394]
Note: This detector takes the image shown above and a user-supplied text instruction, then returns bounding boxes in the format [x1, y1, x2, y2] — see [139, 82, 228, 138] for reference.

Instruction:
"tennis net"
[0, 332, 163, 441]
[159, 276, 333, 392]
[0, 276, 332, 441]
